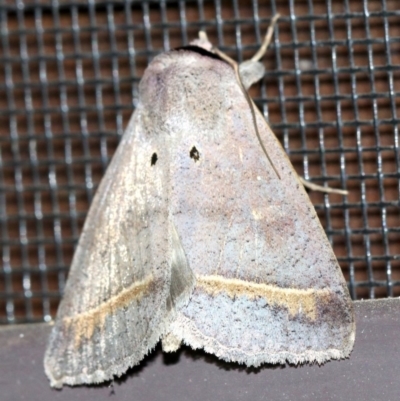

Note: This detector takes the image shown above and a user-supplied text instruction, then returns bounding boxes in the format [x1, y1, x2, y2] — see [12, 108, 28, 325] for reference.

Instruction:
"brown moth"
[44, 19, 355, 388]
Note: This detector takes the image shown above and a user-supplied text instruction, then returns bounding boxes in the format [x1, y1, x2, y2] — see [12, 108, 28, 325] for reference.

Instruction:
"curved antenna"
[205, 15, 282, 179]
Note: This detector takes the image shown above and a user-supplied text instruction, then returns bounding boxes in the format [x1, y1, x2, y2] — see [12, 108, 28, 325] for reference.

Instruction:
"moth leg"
[236, 13, 280, 90]
[198, 13, 280, 66]
[299, 176, 349, 196]
[251, 13, 281, 62]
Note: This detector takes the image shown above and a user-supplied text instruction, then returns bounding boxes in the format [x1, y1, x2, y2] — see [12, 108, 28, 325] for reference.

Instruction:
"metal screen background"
[0, 0, 399, 324]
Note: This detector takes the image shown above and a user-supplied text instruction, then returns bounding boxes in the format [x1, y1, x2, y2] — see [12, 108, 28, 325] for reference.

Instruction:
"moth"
[44, 18, 355, 387]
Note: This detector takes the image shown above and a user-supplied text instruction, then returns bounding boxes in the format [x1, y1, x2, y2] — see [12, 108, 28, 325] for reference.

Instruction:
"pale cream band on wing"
[196, 274, 331, 320]
[63, 275, 154, 347]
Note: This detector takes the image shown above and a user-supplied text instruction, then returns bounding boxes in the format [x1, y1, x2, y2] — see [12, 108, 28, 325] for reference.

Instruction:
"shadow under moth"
[44, 18, 355, 388]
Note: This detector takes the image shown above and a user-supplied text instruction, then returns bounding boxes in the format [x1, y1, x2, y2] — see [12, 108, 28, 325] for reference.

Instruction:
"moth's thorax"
[139, 49, 237, 144]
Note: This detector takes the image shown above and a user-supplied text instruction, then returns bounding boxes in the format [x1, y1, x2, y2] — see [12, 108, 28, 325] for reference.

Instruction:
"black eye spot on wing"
[190, 146, 200, 162]
[151, 153, 158, 166]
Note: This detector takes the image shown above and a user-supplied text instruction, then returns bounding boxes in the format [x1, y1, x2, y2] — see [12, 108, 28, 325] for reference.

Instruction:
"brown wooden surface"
[1, 298, 399, 401]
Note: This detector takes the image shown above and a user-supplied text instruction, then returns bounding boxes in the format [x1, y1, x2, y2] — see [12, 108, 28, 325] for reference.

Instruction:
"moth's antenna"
[209, 14, 282, 180]
[215, 50, 281, 180]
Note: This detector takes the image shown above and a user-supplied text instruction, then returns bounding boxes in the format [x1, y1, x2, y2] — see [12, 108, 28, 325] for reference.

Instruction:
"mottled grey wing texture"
[139, 47, 355, 366]
[44, 108, 194, 387]
[45, 41, 355, 387]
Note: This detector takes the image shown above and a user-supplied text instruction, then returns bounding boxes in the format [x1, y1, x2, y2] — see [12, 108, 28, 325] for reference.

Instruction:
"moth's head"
[189, 31, 265, 90]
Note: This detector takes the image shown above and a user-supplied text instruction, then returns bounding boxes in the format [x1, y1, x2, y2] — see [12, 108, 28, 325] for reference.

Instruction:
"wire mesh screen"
[0, 0, 399, 324]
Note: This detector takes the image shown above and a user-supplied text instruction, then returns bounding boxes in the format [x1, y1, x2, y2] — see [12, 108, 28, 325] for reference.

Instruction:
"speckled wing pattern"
[141, 46, 355, 366]
[44, 41, 354, 387]
[44, 108, 195, 387]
